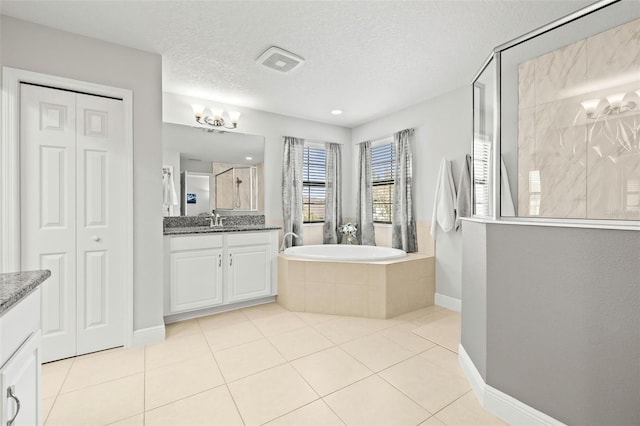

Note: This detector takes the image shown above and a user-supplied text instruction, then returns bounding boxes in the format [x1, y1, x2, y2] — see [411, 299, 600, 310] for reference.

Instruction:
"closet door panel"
[20, 84, 77, 362]
[75, 93, 125, 355]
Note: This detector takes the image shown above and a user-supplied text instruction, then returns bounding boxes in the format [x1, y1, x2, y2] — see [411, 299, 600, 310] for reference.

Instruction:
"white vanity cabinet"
[168, 234, 224, 313]
[226, 233, 272, 304]
[165, 230, 278, 317]
[0, 289, 41, 426]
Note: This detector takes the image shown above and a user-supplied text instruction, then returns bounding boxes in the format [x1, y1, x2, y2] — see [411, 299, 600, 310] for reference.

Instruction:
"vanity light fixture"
[581, 89, 639, 119]
[331, 109, 343, 115]
[192, 105, 241, 130]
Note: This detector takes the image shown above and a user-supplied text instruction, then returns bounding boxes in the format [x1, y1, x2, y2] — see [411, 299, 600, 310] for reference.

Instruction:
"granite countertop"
[164, 225, 281, 236]
[0, 270, 51, 315]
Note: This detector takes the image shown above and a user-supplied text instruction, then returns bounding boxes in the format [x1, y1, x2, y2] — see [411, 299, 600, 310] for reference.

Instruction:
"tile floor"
[42, 303, 508, 426]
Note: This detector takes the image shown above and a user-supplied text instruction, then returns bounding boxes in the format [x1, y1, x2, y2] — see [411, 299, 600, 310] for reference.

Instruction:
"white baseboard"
[435, 293, 461, 312]
[458, 344, 486, 404]
[458, 344, 565, 426]
[130, 325, 165, 347]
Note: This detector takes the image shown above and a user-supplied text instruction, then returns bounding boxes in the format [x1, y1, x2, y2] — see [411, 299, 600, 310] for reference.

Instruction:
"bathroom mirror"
[162, 123, 265, 216]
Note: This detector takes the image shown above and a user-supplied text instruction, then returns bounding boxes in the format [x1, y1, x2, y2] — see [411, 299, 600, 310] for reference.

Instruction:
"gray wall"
[1, 16, 165, 332]
[462, 221, 640, 425]
[352, 86, 472, 302]
[460, 220, 487, 379]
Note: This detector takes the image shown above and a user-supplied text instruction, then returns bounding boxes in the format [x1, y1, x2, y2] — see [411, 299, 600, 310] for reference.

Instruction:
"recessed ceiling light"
[245, 156, 253, 160]
[331, 109, 343, 115]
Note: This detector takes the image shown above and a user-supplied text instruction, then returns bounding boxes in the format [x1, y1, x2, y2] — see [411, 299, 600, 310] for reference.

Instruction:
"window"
[473, 138, 491, 216]
[371, 141, 395, 223]
[302, 144, 326, 222]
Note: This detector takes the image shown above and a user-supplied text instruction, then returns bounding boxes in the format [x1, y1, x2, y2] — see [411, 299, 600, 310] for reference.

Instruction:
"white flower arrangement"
[338, 222, 357, 237]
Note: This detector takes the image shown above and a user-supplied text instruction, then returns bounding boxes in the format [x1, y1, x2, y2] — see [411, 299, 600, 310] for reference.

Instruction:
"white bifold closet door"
[20, 83, 125, 363]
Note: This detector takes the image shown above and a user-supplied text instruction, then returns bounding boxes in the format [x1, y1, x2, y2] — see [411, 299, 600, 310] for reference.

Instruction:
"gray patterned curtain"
[323, 143, 342, 244]
[356, 141, 376, 246]
[282, 136, 304, 248]
[392, 129, 417, 252]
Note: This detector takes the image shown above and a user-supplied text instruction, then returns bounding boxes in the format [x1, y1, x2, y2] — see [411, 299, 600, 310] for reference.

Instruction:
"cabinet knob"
[92, 235, 101, 242]
[7, 386, 21, 426]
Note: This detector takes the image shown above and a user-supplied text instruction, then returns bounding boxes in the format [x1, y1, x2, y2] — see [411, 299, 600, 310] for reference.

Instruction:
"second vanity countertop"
[164, 225, 281, 236]
[0, 270, 51, 315]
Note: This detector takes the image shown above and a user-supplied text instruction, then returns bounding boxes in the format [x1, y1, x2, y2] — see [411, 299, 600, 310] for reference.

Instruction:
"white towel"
[455, 154, 471, 230]
[431, 158, 456, 238]
[500, 157, 515, 216]
[163, 172, 178, 206]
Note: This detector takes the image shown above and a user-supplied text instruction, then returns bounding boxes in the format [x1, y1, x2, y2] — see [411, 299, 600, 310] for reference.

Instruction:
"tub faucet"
[280, 232, 300, 252]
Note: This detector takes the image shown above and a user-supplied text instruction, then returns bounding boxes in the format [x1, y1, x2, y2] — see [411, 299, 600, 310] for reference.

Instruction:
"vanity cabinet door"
[169, 248, 224, 313]
[226, 245, 271, 304]
[0, 332, 41, 426]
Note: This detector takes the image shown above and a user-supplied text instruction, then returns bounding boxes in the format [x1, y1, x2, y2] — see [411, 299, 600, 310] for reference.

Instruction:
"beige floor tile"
[145, 386, 243, 426]
[324, 375, 430, 426]
[46, 373, 143, 426]
[266, 399, 344, 426]
[420, 346, 466, 378]
[419, 415, 446, 425]
[268, 326, 334, 361]
[379, 322, 437, 353]
[379, 354, 470, 413]
[61, 346, 144, 393]
[215, 338, 286, 382]
[42, 357, 74, 398]
[145, 332, 212, 370]
[435, 392, 508, 425]
[165, 318, 201, 339]
[412, 314, 461, 353]
[394, 305, 441, 321]
[252, 312, 308, 336]
[203, 320, 264, 353]
[42, 396, 55, 424]
[107, 414, 144, 425]
[295, 311, 340, 326]
[341, 333, 414, 372]
[145, 354, 225, 410]
[291, 347, 372, 396]
[314, 316, 394, 345]
[198, 309, 249, 331]
[409, 310, 448, 327]
[228, 364, 318, 425]
[242, 302, 288, 320]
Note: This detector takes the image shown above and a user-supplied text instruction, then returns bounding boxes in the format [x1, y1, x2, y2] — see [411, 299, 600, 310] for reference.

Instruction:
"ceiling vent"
[256, 46, 305, 73]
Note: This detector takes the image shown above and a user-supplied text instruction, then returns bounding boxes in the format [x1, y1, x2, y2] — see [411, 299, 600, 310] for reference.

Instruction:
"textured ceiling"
[1, 0, 594, 127]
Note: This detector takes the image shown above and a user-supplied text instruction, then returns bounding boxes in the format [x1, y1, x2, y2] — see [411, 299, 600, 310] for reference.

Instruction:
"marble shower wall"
[517, 17, 640, 220]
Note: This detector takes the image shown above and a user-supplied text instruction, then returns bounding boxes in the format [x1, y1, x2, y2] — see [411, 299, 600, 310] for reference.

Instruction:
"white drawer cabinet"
[0, 289, 42, 426]
[1, 332, 40, 426]
[165, 231, 278, 316]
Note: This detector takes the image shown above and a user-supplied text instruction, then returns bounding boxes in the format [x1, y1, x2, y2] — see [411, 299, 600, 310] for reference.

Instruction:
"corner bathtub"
[284, 244, 407, 262]
[278, 245, 434, 319]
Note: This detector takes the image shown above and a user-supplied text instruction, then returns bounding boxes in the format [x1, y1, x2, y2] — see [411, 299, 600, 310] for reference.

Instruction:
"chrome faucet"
[209, 210, 223, 228]
[279, 232, 300, 252]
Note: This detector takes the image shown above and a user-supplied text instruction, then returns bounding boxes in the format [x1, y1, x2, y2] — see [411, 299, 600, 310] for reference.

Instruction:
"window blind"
[473, 138, 491, 216]
[371, 142, 395, 223]
[303, 145, 326, 222]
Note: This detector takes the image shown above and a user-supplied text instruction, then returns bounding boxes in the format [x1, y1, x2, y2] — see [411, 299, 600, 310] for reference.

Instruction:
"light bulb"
[580, 99, 600, 118]
[605, 93, 625, 107]
[228, 111, 241, 124]
[192, 104, 205, 119]
[210, 108, 224, 121]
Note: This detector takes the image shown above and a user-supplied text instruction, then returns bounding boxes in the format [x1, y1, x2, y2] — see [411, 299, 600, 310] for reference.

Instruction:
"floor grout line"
[43, 303, 468, 426]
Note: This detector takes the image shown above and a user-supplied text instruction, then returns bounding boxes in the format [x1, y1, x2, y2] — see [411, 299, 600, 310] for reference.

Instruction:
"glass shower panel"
[500, 3, 640, 220]
[472, 57, 496, 217]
